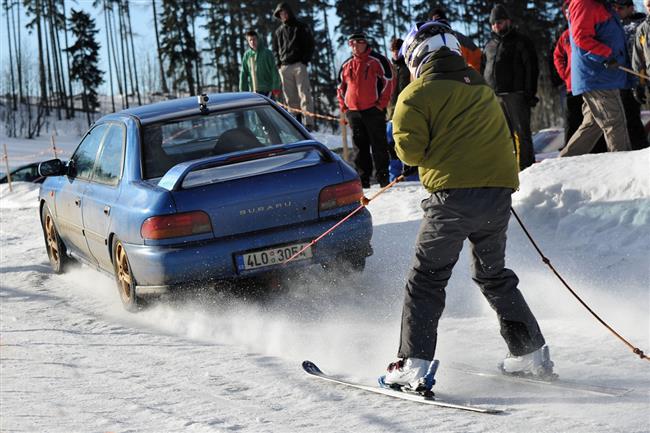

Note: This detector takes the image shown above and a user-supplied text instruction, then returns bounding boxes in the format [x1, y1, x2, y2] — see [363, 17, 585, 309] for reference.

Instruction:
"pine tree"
[159, 0, 200, 96]
[66, 9, 104, 126]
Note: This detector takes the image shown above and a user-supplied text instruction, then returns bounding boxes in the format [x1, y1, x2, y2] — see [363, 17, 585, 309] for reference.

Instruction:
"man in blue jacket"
[560, 0, 631, 156]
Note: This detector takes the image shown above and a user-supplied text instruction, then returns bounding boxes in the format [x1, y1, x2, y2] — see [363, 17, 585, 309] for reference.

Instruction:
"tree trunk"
[61, 0, 74, 117]
[108, 3, 125, 108]
[35, 1, 49, 116]
[125, 1, 141, 105]
[103, 2, 116, 112]
[117, 0, 130, 108]
[151, 0, 168, 94]
[5, 0, 18, 111]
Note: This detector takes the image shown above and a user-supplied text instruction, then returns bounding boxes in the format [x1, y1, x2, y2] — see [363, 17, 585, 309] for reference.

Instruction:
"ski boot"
[500, 345, 557, 380]
[380, 358, 439, 397]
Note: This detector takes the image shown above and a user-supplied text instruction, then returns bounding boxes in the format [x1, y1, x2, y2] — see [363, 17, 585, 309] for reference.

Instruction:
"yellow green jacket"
[393, 50, 519, 193]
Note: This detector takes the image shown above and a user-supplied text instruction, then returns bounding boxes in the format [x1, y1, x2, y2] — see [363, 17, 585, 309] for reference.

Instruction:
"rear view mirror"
[38, 159, 66, 177]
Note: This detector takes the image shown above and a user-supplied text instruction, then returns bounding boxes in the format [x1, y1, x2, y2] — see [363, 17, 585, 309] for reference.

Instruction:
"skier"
[382, 21, 553, 395]
[239, 29, 282, 98]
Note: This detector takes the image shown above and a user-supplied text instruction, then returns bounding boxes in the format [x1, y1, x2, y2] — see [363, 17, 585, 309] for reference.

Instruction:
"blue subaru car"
[38, 93, 373, 311]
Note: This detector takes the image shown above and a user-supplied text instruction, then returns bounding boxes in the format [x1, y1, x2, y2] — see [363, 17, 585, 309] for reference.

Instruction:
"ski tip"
[302, 360, 323, 375]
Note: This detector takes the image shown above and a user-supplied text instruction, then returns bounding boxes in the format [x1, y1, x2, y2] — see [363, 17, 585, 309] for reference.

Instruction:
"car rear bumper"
[124, 208, 373, 288]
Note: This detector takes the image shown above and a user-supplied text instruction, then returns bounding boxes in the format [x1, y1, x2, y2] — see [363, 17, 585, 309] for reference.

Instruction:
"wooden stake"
[3, 144, 12, 192]
[51, 135, 58, 159]
[341, 114, 349, 162]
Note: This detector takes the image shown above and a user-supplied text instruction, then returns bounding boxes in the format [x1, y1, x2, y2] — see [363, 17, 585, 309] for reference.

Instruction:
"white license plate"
[238, 243, 312, 271]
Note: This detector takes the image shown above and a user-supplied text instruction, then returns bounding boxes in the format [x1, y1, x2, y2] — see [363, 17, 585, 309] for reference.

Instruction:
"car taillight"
[141, 211, 212, 240]
[319, 180, 363, 211]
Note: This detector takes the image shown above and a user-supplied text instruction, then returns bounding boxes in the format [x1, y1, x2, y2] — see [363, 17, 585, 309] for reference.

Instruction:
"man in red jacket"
[337, 33, 395, 188]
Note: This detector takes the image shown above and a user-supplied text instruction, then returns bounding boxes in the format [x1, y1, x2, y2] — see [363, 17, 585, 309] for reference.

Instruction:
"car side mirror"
[38, 159, 66, 177]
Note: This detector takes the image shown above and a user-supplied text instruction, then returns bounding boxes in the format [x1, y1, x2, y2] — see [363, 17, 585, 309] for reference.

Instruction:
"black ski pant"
[346, 107, 390, 186]
[498, 93, 535, 171]
[620, 89, 649, 151]
[565, 92, 607, 152]
[397, 188, 546, 361]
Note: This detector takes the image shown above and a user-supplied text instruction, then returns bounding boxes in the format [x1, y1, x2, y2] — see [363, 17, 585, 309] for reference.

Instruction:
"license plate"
[237, 243, 312, 271]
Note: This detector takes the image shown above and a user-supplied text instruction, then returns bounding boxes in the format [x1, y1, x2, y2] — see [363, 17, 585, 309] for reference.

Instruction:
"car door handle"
[74, 198, 81, 207]
[103, 206, 111, 216]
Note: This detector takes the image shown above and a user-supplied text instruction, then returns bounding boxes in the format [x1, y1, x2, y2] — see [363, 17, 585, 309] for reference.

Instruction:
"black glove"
[633, 86, 647, 105]
[603, 59, 620, 70]
[528, 96, 539, 108]
[402, 165, 418, 177]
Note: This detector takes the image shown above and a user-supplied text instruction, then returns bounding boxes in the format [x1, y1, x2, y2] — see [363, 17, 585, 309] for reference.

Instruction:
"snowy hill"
[1, 146, 649, 432]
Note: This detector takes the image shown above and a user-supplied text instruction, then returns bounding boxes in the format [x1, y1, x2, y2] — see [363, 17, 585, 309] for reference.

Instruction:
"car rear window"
[142, 105, 305, 179]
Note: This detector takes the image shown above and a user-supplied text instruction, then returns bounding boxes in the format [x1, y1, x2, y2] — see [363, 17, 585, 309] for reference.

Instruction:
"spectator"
[386, 38, 416, 182]
[632, 0, 650, 103]
[430, 7, 482, 72]
[560, 0, 631, 157]
[239, 29, 282, 98]
[272, 2, 315, 130]
[382, 21, 551, 395]
[612, 0, 649, 150]
[554, 28, 584, 146]
[554, 25, 608, 152]
[387, 38, 411, 120]
[482, 4, 539, 170]
[337, 32, 395, 188]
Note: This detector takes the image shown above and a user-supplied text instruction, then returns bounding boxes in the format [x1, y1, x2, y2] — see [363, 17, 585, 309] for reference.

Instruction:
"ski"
[302, 360, 503, 414]
[449, 362, 632, 397]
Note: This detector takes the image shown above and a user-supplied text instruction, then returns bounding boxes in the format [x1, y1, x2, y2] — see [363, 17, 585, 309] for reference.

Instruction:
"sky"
[0, 0, 647, 95]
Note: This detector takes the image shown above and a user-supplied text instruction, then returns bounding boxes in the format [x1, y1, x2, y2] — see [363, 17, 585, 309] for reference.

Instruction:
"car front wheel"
[112, 239, 142, 312]
[41, 205, 69, 274]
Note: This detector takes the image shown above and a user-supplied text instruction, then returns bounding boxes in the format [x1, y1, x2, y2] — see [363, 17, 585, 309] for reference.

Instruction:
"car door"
[54, 124, 108, 263]
[82, 123, 125, 272]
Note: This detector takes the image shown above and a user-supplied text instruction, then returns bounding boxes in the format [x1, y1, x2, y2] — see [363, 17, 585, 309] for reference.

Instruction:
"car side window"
[93, 124, 125, 185]
[11, 165, 39, 182]
[72, 124, 108, 180]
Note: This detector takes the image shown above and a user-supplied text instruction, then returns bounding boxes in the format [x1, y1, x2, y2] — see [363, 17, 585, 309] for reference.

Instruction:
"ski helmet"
[400, 21, 461, 79]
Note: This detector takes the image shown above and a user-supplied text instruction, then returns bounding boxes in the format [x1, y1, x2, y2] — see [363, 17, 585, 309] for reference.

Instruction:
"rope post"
[51, 135, 58, 159]
[3, 144, 13, 193]
[341, 114, 350, 162]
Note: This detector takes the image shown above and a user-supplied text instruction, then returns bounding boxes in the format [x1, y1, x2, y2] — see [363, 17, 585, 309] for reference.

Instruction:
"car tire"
[41, 205, 69, 274]
[112, 238, 143, 312]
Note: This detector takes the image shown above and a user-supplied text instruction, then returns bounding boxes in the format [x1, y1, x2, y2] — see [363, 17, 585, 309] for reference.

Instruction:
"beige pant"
[279, 63, 314, 126]
[560, 89, 631, 157]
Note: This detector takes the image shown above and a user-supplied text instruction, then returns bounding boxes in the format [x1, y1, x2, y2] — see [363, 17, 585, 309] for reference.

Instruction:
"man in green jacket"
[239, 30, 281, 98]
[381, 21, 552, 396]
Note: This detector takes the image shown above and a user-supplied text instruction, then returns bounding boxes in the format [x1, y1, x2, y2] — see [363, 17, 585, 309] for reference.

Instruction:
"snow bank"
[0, 182, 40, 209]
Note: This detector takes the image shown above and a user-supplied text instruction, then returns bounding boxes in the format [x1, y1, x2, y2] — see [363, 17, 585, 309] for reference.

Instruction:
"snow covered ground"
[1, 137, 649, 432]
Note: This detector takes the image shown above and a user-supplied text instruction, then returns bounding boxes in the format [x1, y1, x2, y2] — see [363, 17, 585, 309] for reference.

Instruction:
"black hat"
[490, 4, 511, 24]
[612, 0, 633, 5]
[348, 32, 367, 42]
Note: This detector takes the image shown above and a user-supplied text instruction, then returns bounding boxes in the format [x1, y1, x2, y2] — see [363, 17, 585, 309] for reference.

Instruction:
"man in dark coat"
[482, 4, 539, 170]
[272, 2, 315, 129]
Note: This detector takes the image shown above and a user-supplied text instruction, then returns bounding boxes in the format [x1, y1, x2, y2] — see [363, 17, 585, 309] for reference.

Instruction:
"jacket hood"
[273, 2, 295, 20]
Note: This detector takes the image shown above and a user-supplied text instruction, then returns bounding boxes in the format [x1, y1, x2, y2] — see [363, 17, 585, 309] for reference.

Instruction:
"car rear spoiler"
[157, 140, 336, 191]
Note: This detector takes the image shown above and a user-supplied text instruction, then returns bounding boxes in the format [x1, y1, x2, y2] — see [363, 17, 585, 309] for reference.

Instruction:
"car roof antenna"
[198, 94, 209, 114]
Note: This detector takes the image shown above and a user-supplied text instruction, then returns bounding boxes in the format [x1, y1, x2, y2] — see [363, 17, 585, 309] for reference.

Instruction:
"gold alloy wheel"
[45, 214, 60, 266]
[115, 242, 133, 303]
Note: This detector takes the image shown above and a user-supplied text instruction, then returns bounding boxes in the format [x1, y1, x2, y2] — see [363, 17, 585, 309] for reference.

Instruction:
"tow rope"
[283, 175, 406, 264]
[285, 174, 649, 362]
[510, 207, 649, 362]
